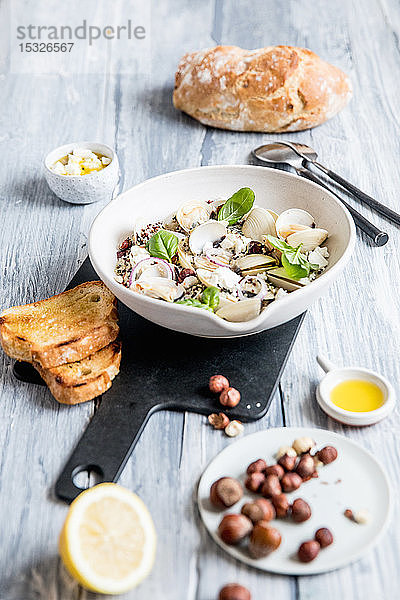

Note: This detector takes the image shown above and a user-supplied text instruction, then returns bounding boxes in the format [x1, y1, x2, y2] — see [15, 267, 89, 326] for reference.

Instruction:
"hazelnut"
[210, 477, 243, 508]
[220, 387, 241, 408]
[313, 455, 323, 469]
[249, 521, 282, 558]
[209, 374, 229, 394]
[295, 454, 316, 480]
[241, 498, 275, 523]
[354, 509, 370, 524]
[218, 514, 253, 545]
[208, 412, 230, 430]
[247, 459, 267, 474]
[316, 446, 338, 465]
[291, 498, 312, 523]
[297, 540, 320, 563]
[315, 527, 334, 548]
[292, 436, 315, 455]
[278, 454, 297, 471]
[245, 471, 265, 493]
[276, 445, 297, 460]
[264, 464, 285, 479]
[261, 474, 282, 498]
[219, 583, 251, 600]
[225, 420, 244, 437]
[281, 472, 302, 492]
[271, 493, 290, 518]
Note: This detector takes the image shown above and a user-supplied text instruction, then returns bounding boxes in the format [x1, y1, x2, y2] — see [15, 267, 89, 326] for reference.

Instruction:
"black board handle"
[55, 393, 160, 503]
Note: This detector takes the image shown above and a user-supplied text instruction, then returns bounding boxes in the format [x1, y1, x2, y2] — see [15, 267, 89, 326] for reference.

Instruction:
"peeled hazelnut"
[313, 455, 323, 469]
[291, 498, 312, 523]
[210, 477, 243, 508]
[219, 583, 251, 600]
[209, 374, 229, 394]
[225, 420, 244, 437]
[249, 521, 282, 558]
[292, 436, 315, 455]
[247, 459, 267, 474]
[295, 454, 316, 480]
[316, 446, 338, 465]
[264, 464, 284, 479]
[271, 493, 290, 518]
[278, 454, 297, 471]
[208, 412, 230, 430]
[245, 471, 265, 493]
[298, 540, 320, 562]
[281, 472, 302, 492]
[315, 527, 334, 548]
[261, 474, 282, 498]
[354, 509, 370, 524]
[241, 498, 275, 523]
[220, 387, 241, 408]
[218, 514, 253, 545]
[276, 445, 297, 460]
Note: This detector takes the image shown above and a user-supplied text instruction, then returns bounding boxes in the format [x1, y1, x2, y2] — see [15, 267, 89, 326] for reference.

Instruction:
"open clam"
[176, 199, 211, 232]
[286, 228, 328, 252]
[275, 208, 315, 239]
[216, 298, 261, 322]
[242, 207, 276, 241]
[177, 240, 194, 270]
[189, 220, 227, 254]
[235, 254, 277, 275]
[267, 268, 307, 292]
[132, 276, 184, 302]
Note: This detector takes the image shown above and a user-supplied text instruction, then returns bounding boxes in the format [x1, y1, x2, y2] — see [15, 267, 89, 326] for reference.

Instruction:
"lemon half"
[59, 483, 156, 595]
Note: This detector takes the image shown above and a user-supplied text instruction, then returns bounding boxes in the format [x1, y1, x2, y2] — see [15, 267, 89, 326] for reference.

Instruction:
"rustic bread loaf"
[173, 45, 352, 132]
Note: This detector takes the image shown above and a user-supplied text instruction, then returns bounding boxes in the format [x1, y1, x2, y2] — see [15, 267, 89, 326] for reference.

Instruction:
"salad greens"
[147, 229, 178, 262]
[266, 235, 319, 280]
[176, 286, 220, 312]
[218, 187, 255, 226]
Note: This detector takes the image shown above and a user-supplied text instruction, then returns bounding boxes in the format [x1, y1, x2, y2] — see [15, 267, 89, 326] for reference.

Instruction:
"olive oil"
[330, 380, 384, 412]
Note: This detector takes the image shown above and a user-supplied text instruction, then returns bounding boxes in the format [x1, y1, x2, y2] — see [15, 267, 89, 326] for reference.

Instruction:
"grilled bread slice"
[34, 341, 121, 405]
[0, 281, 119, 368]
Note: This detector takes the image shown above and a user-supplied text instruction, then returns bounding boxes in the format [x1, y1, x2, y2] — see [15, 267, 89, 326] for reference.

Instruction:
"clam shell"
[132, 276, 184, 302]
[242, 207, 276, 241]
[176, 200, 211, 232]
[235, 254, 277, 275]
[286, 228, 328, 252]
[216, 298, 261, 322]
[267, 268, 307, 292]
[195, 254, 229, 271]
[196, 268, 218, 287]
[177, 240, 194, 270]
[275, 208, 315, 240]
[189, 220, 227, 254]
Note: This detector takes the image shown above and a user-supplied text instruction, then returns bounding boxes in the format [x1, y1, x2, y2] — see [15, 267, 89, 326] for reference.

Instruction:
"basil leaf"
[201, 286, 220, 310]
[146, 229, 178, 261]
[217, 187, 255, 225]
[266, 235, 318, 280]
[175, 298, 214, 312]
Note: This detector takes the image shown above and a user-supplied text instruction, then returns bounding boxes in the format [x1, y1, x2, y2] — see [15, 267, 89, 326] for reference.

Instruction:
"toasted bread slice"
[0, 281, 119, 368]
[34, 341, 122, 405]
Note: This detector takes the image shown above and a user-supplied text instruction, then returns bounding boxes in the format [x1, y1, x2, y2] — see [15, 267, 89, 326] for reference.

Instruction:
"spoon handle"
[312, 161, 400, 226]
[297, 168, 389, 246]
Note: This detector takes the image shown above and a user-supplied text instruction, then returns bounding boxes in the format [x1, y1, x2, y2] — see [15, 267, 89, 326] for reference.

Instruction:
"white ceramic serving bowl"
[44, 141, 119, 204]
[89, 165, 356, 338]
[316, 356, 395, 426]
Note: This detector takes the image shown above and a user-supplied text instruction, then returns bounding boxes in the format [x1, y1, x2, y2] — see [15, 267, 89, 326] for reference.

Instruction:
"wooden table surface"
[1, 1, 400, 598]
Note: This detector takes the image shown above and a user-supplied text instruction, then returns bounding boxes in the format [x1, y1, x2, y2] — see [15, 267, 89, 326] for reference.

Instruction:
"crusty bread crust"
[0, 281, 119, 368]
[34, 341, 122, 405]
[173, 45, 352, 132]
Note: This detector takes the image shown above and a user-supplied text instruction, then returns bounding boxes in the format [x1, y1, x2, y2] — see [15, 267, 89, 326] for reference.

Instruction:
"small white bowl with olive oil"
[316, 355, 395, 426]
[44, 141, 119, 204]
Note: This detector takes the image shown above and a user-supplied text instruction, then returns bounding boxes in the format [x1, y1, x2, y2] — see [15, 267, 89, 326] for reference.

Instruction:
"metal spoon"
[252, 143, 389, 246]
[286, 141, 400, 227]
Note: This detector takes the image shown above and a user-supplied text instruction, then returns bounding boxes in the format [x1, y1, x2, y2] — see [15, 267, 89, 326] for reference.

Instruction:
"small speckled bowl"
[44, 141, 119, 204]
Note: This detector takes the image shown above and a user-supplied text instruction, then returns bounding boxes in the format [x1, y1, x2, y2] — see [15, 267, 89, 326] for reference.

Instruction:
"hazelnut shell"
[219, 583, 251, 600]
[210, 477, 243, 508]
[218, 514, 253, 545]
[249, 521, 282, 558]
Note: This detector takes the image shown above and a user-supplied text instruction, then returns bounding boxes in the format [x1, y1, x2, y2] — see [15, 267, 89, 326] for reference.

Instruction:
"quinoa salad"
[114, 187, 330, 322]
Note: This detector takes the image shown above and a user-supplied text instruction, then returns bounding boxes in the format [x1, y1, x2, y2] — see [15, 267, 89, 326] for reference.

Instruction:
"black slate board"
[13, 257, 305, 503]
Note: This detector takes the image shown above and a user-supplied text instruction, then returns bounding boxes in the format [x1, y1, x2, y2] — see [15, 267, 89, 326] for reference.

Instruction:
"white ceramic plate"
[197, 427, 392, 575]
